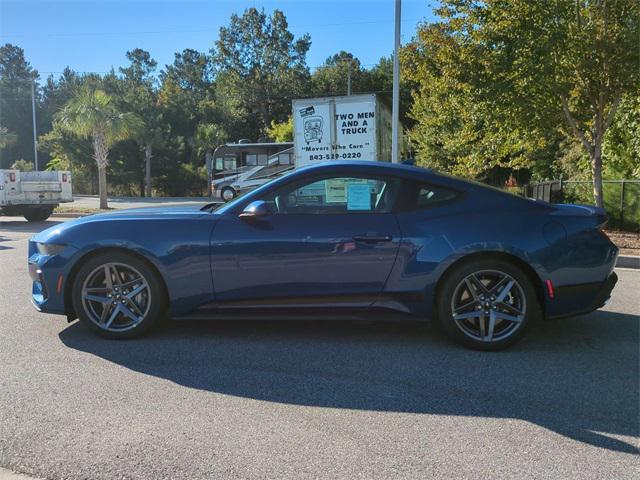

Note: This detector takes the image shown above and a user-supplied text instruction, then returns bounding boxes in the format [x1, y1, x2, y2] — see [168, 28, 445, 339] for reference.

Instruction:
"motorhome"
[209, 141, 294, 201]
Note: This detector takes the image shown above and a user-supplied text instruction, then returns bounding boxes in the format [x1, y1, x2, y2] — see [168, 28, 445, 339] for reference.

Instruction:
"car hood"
[31, 204, 211, 244]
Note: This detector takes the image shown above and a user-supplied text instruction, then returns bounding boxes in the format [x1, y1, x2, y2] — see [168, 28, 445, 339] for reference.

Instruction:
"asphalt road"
[1, 218, 638, 480]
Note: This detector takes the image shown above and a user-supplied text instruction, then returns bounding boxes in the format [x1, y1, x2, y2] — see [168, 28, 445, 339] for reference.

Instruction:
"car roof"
[293, 161, 533, 202]
[296, 160, 430, 177]
[294, 161, 474, 189]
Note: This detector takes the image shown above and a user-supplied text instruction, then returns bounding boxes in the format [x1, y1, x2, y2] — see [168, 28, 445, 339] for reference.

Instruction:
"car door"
[209, 173, 402, 308]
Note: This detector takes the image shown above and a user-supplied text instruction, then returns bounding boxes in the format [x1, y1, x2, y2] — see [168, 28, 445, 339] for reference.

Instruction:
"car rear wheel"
[72, 252, 166, 339]
[437, 259, 540, 351]
[24, 206, 54, 222]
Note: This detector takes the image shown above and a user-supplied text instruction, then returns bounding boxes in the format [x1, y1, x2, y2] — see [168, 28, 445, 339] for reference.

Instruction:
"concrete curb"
[616, 255, 640, 269]
[0, 466, 41, 480]
[52, 212, 86, 218]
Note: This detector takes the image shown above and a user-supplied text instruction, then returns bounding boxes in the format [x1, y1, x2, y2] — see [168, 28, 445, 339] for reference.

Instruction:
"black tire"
[72, 251, 167, 339]
[24, 206, 54, 222]
[437, 258, 540, 351]
[221, 186, 236, 202]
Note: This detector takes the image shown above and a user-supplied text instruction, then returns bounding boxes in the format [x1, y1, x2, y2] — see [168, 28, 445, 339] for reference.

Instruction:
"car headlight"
[36, 242, 66, 256]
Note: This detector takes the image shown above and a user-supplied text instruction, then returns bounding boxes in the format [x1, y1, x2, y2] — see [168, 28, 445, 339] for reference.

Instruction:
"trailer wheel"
[24, 206, 54, 222]
[221, 187, 236, 202]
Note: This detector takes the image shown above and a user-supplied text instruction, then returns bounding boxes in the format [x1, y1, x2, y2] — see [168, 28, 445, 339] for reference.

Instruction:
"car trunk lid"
[551, 203, 608, 228]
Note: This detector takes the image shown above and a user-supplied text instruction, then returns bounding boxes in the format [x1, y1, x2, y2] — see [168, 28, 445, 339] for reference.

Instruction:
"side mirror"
[239, 200, 269, 219]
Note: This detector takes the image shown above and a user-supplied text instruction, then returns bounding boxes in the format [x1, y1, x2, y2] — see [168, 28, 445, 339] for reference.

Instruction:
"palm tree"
[56, 87, 142, 209]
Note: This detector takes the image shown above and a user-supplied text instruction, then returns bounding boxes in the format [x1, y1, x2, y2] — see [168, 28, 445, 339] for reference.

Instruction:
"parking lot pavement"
[1, 218, 638, 480]
[69, 195, 218, 210]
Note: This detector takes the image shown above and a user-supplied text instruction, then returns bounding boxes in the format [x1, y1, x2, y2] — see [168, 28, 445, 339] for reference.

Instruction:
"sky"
[0, 0, 438, 79]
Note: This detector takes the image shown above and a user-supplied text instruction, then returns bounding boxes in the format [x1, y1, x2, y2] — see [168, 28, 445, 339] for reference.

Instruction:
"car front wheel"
[438, 259, 540, 351]
[72, 252, 166, 339]
[221, 186, 236, 202]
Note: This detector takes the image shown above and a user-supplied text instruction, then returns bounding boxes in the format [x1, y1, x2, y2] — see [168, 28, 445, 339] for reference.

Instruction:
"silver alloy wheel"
[450, 269, 526, 343]
[81, 262, 151, 332]
[222, 187, 235, 201]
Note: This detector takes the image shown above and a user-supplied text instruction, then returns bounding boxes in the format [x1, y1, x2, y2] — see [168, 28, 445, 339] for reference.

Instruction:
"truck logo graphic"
[299, 106, 315, 117]
[303, 116, 323, 144]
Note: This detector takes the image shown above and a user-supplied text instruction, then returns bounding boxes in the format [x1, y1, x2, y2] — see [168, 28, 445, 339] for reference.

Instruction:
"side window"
[278, 153, 292, 165]
[224, 157, 237, 171]
[257, 154, 269, 166]
[400, 181, 460, 211]
[246, 154, 257, 166]
[215, 157, 225, 171]
[262, 175, 399, 214]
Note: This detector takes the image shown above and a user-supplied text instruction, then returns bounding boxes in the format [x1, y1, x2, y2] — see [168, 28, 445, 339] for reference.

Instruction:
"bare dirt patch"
[605, 230, 640, 256]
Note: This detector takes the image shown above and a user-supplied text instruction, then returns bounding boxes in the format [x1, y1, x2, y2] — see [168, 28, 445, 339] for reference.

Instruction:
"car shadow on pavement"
[59, 310, 639, 455]
[0, 219, 62, 234]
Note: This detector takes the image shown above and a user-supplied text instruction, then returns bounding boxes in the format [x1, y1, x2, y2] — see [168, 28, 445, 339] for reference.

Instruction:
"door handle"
[352, 234, 393, 243]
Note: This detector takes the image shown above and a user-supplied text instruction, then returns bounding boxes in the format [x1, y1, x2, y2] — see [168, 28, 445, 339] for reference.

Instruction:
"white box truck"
[292, 93, 393, 168]
[0, 170, 73, 221]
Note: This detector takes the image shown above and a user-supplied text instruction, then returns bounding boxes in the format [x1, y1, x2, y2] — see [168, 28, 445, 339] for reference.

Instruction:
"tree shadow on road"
[59, 310, 639, 455]
[0, 235, 13, 250]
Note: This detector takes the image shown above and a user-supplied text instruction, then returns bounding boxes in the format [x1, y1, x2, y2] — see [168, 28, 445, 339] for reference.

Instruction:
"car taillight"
[62, 173, 68, 182]
[9, 172, 15, 182]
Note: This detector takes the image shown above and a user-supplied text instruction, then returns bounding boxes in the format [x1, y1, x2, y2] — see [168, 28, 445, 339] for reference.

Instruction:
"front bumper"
[28, 241, 78, 315]
[547, 272, 618, 320]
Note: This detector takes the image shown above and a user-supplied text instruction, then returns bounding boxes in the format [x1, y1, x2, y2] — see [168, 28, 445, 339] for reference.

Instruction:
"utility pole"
[347, 59, 352, 96]
[31, 79, 39, 170]
[391, 0, 401, 163]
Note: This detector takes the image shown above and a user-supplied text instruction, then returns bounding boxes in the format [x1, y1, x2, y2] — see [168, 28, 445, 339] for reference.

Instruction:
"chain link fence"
[521, 180, 640, 232]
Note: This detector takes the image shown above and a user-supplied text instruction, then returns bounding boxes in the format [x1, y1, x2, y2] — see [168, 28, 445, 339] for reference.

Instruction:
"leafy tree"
[312, 51, 364, 96]
[10, 158, 33, 171]
[56, 87, 142, 208]
[158, 49, 213, 135]
[420, 0, 640, 206]
[120, 48, 157, 86]
[119, 49, 164, 196]
[195, 123, 228, 158]
[402, 23, 559, 181]
[158, 48, 214, 167]
[39, 126, 96, 193]
[0, 125, 17, 149]
[603, 95, 640, 179]
[0, 44, 38, 168]
[265, 116, 293, 142]
[213, 8, 311, 134]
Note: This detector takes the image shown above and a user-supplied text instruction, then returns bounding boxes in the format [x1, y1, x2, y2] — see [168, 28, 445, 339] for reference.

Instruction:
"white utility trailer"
[0, 170, 73, 221]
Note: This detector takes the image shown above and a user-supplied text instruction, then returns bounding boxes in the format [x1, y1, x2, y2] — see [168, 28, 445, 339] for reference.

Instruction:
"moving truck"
[209, 94, 400, 202]
[0, 170, 73, 221]
[292, 93, 393, 169]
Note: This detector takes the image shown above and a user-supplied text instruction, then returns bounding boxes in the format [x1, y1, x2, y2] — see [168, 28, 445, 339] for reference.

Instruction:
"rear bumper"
[547, 272, 618, 320]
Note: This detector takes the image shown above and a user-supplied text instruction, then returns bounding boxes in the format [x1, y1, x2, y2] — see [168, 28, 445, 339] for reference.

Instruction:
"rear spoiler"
[552, 204, 608, 228]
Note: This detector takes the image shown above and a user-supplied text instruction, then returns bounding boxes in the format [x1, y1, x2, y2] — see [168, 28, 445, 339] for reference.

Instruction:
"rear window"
[398, 181, 461, 212]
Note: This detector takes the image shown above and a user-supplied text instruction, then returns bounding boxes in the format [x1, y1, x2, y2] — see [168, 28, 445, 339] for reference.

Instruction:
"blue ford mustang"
[29, 161, 618, 350]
